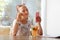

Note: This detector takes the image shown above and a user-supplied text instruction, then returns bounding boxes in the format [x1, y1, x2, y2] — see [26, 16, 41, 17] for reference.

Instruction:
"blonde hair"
[16, 5, 29, 21]
[16, 5, 28, 12]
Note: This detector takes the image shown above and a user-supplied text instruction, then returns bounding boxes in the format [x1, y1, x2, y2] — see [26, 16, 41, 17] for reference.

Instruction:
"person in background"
[10, 4, 43, 36]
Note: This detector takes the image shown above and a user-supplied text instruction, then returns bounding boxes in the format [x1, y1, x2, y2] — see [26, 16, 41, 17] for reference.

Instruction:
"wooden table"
[0, 35, 60, 40]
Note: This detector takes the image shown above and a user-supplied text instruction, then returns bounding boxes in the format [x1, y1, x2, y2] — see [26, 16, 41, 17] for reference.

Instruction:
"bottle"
[36, 11, 41, 23]
[31, 11, 41, 37]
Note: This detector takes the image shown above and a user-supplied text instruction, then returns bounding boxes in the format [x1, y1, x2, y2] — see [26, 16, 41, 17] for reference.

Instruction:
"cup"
[31, 25, 39, 37]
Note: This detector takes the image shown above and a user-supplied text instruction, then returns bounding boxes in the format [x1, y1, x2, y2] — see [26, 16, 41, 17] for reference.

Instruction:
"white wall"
[47, 0, 60, 36]
[41, 0, 47, 36]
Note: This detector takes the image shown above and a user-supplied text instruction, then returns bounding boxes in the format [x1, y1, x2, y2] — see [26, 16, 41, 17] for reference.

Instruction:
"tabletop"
[0, 35, 60, 40]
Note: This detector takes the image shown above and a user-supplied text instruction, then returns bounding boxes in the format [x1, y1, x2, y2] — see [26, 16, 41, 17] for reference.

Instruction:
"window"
[0, 0, 12, 26]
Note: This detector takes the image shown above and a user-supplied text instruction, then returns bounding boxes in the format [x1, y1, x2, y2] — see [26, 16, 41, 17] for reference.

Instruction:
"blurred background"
[0, 0, 41, 26]
[0, 0, 45, 35]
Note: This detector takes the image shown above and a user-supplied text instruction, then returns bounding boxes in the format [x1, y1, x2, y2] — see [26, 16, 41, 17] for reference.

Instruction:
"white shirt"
[10, 19, 31, 36]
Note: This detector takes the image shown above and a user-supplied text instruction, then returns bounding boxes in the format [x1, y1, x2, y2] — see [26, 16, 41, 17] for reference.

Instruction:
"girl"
[10, 4, 43, 36]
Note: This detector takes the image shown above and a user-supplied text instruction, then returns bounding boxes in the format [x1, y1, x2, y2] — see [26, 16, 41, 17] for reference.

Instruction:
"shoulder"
[27, 19, 33, 25]
[12, 19, 19, 26]
[13, 19, 20, 24]
[13, 19, 16, 23]
[28, 19, 31, 23]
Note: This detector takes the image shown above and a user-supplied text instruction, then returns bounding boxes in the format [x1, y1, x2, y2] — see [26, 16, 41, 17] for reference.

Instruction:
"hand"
[36, 16, 41, 23]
